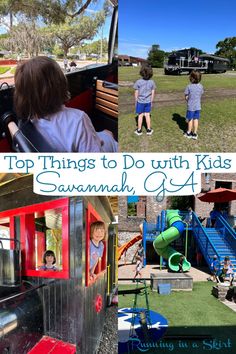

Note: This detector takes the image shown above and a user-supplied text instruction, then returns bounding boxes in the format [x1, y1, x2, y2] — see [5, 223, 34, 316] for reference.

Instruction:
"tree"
[0, 0, 110, 27]
[215, 37, 236, 68]
[0, 0, 109, 58]
[48, 12, 105, 58]
[1, 22, 51, 57]
[147, 44, 165, 68]
[169, 196, 193, 211]
[80, 38, 108, 56]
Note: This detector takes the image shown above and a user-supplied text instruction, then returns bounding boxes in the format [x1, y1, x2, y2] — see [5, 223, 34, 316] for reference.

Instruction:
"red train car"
[0, 175, 118, 353]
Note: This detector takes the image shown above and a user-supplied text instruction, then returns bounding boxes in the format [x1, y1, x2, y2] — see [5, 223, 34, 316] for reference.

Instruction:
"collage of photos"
[0, 0, 235, 353]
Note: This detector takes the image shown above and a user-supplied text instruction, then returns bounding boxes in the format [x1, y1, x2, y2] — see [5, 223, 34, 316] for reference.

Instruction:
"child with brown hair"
[184, 70, 204, 140]
[39, 250, 58, 271]
[90, 221, 106, 278]
[133, 65, 156, 136]
[13, 56, 118, 152]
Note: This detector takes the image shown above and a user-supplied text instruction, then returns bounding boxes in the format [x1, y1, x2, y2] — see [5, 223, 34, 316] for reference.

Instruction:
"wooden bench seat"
[95, 79, 118, 119]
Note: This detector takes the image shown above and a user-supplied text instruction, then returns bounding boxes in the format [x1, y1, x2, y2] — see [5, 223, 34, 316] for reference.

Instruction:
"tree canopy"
[0, 0, 110, 58]
[48, 12, 105, 57]
[0, 0, 107, 26]
[147, 44, 165, 68]
[215, 37, 236, 68]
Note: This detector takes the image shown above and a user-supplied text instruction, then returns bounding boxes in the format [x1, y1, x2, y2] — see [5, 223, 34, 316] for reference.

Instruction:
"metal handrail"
[216, 215, 236, 252]
[192, 211, 220, 264]
[217, 215, 236, 239]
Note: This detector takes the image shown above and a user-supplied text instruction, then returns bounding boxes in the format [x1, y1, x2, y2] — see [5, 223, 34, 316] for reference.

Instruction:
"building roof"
[199, 54, 230, 62]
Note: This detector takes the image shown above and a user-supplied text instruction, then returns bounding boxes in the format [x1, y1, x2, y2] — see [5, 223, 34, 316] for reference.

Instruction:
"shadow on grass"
[172, 113, 187, 133]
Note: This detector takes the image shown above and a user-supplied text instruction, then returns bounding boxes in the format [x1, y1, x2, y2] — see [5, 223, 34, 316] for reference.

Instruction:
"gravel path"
[97, 305, 118, 354]
[119, 86, 236, 113]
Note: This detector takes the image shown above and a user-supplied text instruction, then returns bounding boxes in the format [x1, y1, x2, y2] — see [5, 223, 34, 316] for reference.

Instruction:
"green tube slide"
[153, 210, 191, 272]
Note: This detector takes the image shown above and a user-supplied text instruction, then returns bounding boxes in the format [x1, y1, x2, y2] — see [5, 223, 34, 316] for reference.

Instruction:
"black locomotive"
[164, 48, 230, 75]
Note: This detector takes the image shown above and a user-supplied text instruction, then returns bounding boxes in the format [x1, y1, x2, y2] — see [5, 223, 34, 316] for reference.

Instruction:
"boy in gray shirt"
[184, 70, 204, 140]
[133, 65, 156, 135]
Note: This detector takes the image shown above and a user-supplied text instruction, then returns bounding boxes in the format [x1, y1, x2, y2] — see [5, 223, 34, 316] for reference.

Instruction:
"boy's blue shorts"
[186, 110, 201, 120]
[136, 102, 151, 114]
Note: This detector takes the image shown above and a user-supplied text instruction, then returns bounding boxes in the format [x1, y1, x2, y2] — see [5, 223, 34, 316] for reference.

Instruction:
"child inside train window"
[89, 221, 106, 279]
[39, 250, 58, 271]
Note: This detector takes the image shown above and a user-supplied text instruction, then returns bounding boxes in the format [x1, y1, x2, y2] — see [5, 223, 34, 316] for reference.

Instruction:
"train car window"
[0, 198, 69, 279]
[86, 203, 107, 286]
[0, 217, 10, 249]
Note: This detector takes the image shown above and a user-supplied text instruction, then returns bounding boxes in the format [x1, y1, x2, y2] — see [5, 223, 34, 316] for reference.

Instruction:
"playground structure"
[119, 208, 236, 278]
[143, 209, 236, 277]
[191, 211, 236, 276]
[118, 234, 142, 260]
[153, 210, 191, 272]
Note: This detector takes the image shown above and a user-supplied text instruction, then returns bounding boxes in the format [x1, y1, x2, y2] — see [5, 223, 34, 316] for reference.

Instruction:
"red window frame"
[86, 203, 107, 286]
[0, 198, 69, 279]
[36, 231, 46, 269]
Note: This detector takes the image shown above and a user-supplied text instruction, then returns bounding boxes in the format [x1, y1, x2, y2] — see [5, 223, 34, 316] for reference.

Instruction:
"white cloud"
[119, 40, 151, 58]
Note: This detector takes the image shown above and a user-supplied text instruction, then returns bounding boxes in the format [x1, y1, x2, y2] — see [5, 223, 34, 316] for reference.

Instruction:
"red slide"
[118, 234, 142, 260]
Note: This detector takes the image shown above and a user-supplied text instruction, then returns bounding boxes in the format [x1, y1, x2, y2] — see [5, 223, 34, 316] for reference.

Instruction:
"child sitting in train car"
[184, 70, 204, 140]
[39, 250, 58, 271]
[13, 56, 118, 152]
[90, 221, 106, 279]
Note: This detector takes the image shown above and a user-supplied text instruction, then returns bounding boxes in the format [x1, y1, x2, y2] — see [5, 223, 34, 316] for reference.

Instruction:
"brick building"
[196, 173, 236, 220]
[118, 55, 148, 66]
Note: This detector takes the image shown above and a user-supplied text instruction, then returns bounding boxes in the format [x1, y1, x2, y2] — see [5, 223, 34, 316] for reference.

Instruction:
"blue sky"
[119, 0, 236, 58]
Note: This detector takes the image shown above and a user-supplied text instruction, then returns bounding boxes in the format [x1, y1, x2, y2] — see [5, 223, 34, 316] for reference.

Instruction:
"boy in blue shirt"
[208, 255, 220, 282]
[184, 70, 204, 140]
[133, 65, 156, 136]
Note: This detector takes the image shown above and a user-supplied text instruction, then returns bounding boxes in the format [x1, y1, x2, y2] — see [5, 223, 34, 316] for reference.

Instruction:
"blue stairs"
[192, 212, 236, 275]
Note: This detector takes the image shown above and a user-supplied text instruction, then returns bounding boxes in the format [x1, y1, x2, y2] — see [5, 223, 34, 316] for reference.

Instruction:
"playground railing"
[161, 210, 166, 231]
[216, 215, 236, 252]
[179, 211, 193, 229]
[144, 222, 159, 241]
[192, 212, 220, 266]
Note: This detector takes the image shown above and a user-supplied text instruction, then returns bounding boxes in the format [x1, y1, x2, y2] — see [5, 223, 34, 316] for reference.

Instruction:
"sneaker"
[146, 128, 153, 135]
[192, 133, 198, 140]
[184, 131, 192, 138]
[134, 128, 142, 136]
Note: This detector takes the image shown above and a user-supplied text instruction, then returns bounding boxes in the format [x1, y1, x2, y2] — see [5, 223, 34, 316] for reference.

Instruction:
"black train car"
[164, 48, 230, 75]
[0, 175, 117, 354]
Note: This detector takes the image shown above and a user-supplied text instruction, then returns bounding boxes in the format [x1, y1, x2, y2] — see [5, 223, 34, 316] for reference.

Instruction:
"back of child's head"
[90, 221, 106, 240]
[14, 56, 70, 120]
[43, 250, 56, 264]
[189, 70, 201, 84]
[140, 65, 153, 80]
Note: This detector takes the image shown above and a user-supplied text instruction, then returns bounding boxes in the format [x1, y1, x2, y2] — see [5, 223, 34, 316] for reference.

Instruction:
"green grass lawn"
[119, 98, 236, 152]
[0, 66, 11, 75]
[119, 282, 236, 353]
[119, 67, 236, 92]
